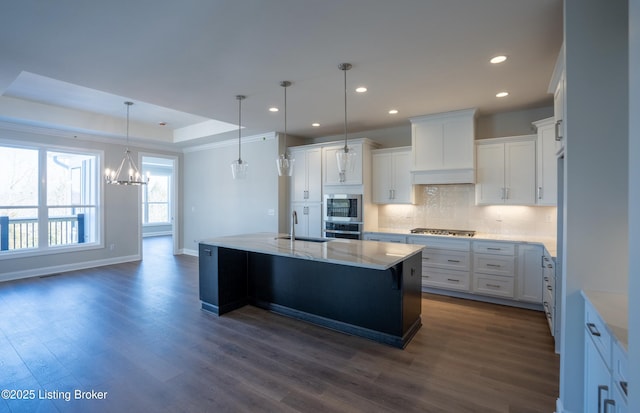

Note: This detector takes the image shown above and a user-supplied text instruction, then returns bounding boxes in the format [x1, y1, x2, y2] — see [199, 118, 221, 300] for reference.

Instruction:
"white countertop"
[200, 233, 424, 270]
[366, 228, 557, 257]
[582, 290, 628, 351]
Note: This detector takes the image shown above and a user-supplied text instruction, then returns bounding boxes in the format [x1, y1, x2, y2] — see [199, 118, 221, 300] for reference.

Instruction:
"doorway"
[140, 154, 179, 257]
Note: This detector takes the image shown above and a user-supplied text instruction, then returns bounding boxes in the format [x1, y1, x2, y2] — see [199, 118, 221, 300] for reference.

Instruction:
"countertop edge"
[581, 289, 628, 352]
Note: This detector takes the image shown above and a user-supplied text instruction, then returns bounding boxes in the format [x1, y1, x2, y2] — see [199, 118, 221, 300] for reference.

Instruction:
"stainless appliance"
[324, 194, 362, 222]
[410, 228, 476, 237]
[324, 194, 363, 239]
[324, 221, 362, 240]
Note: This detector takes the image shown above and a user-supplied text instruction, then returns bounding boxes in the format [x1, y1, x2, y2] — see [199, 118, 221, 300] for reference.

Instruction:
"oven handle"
[324, 229, 362, 235]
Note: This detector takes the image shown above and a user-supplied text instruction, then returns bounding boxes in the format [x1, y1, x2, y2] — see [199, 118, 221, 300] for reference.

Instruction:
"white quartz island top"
[200, 233, 424, 271]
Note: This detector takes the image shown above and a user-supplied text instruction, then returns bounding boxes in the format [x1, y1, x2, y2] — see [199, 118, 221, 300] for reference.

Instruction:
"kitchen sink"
[276, 236, 331, 243]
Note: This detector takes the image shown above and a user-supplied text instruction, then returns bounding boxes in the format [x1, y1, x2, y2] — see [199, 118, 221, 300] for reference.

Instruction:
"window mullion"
[38, 149, 48, 249]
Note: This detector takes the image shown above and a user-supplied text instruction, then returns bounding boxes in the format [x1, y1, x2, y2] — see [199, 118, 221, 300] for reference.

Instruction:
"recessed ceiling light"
[269, 107, 279, 112]
[490, 55, 508, 64]
[355, 87, 367, 93]
[388, 109, 399, 114]
[496, 91, 509, 98]
[312, 123, 320, 127]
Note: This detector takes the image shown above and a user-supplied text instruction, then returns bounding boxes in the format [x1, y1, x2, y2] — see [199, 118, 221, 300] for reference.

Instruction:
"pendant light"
[276, 81, 294, 176]
[104, 101, 149, 185]
[336, 63, 356, 183]
[231, 95, 248, 179]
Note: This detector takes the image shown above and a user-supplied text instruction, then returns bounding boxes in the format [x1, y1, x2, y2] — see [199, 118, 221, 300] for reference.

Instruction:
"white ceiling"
[0, 0, 562, 147]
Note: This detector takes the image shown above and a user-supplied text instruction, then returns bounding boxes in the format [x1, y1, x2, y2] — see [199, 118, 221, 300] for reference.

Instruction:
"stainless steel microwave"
[324, 194, 362, 223]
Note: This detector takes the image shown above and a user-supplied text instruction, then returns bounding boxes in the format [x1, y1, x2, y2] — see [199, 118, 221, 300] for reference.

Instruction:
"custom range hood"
[409, 108, 477, 185]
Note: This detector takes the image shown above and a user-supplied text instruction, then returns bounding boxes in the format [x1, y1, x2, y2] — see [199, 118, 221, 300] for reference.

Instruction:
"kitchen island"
[199, 233, 424, 348]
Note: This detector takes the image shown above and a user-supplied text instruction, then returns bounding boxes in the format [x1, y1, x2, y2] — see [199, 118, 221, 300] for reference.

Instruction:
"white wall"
[628, 0, 639, 411]
[182, 134, 280, 254]
[561, 1, 629, 412]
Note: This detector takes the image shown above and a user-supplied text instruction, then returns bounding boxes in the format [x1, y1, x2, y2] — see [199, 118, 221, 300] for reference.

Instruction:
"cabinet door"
[324, 143, 363, 185]
[554, 72, 565, 155]
[517, 245, 543, 303]
[584, 332, 612, 413]
[412, 121, 443, 170]
[306, 148, 322, 202]
[505, 140, 536, 205]
[392, 150, 414, 203]
[305, 203, 323, 238]
[475, 143, 505, 204]
[372, 152, 392, 203]
[537, 120, 558, 205]
[291, 149, 308, 202]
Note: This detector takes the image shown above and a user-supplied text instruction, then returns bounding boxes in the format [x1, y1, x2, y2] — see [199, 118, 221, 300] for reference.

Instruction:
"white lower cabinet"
[408, 236, 471, 293]
[584, 297, 628, 413]
[517, 245, 543, 303]
[472, 241, 516, 298]
[363, 233, 407, 243]
[291, 203, 322, 238]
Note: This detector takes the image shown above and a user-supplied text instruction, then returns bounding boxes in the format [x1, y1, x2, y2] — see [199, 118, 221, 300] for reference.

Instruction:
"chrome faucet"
[291, 211, 298, 240]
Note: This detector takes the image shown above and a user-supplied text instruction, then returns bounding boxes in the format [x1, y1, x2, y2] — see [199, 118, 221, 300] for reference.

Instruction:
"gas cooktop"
[410, 228, 476, 237]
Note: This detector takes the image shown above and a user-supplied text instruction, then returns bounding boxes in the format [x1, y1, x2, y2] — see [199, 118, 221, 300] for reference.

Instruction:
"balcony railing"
[0, 214, 85, 251]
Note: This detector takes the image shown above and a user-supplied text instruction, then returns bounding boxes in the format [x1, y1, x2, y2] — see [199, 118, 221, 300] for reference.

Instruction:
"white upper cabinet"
[372, 147, 414, 204]
[323, 142, 363, 186]
[533, 117, 557, 206]
[410, 108, 476, 184]
[476, 136, 537, 205]
[290, 146, 322, 203]
[549, 44, 565, 156]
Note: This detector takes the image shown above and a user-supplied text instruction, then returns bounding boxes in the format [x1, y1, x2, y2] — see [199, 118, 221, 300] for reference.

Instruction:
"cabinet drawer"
[422, 268, 470, 292]
[584, 300, 612, 367]
[612, 341, 628, 403]
[543, 300, 554, 336]
[473, 241, 515, 255]
[422, 250, 470, 271]
[408, 236, 471, 251]
[473, 254, 515, 277]
[473, 274, 514, 298]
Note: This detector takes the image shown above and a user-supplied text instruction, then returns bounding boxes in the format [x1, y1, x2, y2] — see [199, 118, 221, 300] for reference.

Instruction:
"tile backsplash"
[377, 184, 557, 238]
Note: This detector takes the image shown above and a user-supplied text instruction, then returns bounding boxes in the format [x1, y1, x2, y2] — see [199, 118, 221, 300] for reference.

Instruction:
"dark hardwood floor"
[0, 236, 559, 412]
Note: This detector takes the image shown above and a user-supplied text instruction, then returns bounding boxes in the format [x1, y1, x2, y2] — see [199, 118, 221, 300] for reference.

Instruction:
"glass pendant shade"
[231, 158, 248, 179]
[231, 95, 247, 180]
[276, 153, 294, 176]
[104, 101, 149, 185]
[276, 80, 294, 177]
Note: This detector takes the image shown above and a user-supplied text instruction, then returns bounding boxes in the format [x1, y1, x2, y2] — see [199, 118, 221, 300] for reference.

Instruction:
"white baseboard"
[0, 254, 141, 283]
[182, 248, 198, 257]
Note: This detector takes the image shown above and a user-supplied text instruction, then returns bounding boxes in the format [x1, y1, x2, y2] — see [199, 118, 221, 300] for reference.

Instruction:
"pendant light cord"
[343, 67, 348, 152]
[236, 95, 245, 162]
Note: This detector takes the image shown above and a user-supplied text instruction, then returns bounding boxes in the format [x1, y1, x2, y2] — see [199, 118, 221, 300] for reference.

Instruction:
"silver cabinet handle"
[555, 119, 563, 141]
[598, 385, 609, 413]
[486, 263, 501, 268]
[389, 189, 393, 199]
[587, 323, 601, 337]
[620, 381, 628, 396]
[604, 399, 615, 413]
[447, 259, 460, 263]
[487, 247, 502, 251]
[505, 187, 510, 199]
[500, 187, 505, 200]
[486, 284, 501, 288]
[392, 189, 396, 199]
[538, 186, 543, 199]
[446, 278, 460, 282]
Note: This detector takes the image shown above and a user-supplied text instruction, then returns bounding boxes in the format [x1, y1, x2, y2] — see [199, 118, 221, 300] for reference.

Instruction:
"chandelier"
[105, 101, 148, 185]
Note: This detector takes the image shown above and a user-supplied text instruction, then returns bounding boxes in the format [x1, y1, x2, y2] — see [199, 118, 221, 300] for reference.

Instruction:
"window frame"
[0, 138, 104, 260]
[141, 165, 172, 227]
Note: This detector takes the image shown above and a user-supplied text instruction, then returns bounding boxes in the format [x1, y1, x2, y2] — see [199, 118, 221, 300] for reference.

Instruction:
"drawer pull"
[598, 385, 609, 412]
[447, 278, 460, 282]
[544, 276, 549, 282]
[487, 247, 502, 251]
[604, 399, 615, 413]
[587, 322, 601, 337]
[486, 264, 501, 268]
[547, 285, 553, 291]
[487, 284, 501, 288]
[447, 259, 460, 263]
[620, 381, 628, 396]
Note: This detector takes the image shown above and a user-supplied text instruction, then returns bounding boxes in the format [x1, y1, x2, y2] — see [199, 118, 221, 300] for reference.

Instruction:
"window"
[141, 166, 171, 225]
[0, 142, 100, 255]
